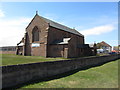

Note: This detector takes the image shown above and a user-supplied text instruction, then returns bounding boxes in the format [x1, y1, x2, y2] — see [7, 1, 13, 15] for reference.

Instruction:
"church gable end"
[23, 14, 49, 57]
[26, 14, 49, 43]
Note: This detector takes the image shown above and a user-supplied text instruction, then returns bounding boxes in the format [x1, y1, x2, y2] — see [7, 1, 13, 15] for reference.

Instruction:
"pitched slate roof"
[26, 14, 84, 37]
[40, 15, 83, 36]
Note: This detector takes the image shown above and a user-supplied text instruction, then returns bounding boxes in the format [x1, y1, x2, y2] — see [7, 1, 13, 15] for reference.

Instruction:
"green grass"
[1, 54, 68, 66]
[1, 54, 105, 66]
[19, 59, 119, 88]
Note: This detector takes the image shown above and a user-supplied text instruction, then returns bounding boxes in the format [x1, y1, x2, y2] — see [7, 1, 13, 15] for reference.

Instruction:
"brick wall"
[24, 15, 49, 57]
[47, 44, 68, 57]
[47, 26, 84, 57]
[0, 46, 16, 55]
[2, 54, 119, 89]
[47, 26, 84, 45]
[0, 51, 16, 54]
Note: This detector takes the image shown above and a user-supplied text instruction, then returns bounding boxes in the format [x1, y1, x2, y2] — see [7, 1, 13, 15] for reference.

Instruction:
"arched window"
[32, 26, 39, 42]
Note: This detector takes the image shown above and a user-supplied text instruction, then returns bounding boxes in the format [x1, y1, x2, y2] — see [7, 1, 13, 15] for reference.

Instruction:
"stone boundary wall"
[0, 51, 16, 54]
[1, 54, 120, 89]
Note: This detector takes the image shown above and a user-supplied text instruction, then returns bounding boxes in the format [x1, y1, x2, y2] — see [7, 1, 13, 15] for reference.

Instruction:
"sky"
[0, 2, 118, 47]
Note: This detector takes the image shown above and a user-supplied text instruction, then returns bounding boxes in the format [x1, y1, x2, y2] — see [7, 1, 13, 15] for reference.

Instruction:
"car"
[109, 52, 117, 55]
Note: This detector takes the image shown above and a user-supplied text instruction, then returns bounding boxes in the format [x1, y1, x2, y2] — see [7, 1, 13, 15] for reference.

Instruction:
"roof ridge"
[38, 14, 84, 37]
[41, 16, 71, 29]
[100, 41, 112, 47]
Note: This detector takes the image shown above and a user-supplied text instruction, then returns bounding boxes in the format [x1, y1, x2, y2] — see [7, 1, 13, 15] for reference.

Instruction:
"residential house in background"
[97, 41, 112, 53]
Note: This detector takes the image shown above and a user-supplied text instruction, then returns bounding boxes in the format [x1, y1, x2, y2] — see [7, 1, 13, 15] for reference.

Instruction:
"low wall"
[2, 54, 120, 89]
[0, 51, 16, 54]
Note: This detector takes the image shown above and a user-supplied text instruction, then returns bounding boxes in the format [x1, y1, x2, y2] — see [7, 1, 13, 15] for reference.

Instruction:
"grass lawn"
[1, 54, 109, 66]
[19, 59, 119, 88]
[1, 54, 68, 66]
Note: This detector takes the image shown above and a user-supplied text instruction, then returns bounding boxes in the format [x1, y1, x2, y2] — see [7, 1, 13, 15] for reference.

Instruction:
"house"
[97, 41, 112, 53]
[16, 12, 96, 58]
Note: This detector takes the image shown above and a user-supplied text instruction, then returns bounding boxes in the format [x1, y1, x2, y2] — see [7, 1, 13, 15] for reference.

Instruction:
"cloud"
[0, 17, 32, 46]
[80, 25, 115, 36]
[0, 9, 5, 18]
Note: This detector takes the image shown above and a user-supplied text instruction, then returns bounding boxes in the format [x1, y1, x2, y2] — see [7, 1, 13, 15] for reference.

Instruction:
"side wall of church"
[47, 26, 85, 58]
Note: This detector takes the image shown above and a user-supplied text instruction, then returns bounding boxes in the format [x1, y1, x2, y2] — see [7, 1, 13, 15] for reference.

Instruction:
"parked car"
[109, 52, 117, 55]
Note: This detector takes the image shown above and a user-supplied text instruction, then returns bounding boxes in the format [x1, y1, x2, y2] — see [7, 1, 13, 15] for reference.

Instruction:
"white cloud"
[80, 25, 115, 36]
[0, 9, 5, 18]
[0, 17, 32, 47]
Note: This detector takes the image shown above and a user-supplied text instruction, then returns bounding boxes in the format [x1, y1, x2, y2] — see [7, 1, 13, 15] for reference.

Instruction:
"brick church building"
[16, 12, 96, 58]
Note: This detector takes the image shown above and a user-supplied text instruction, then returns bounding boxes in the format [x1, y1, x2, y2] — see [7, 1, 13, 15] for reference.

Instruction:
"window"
[32, 26, 39, 42]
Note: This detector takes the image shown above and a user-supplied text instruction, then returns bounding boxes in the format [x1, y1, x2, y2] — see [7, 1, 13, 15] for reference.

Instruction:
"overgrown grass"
[20, 59, 119, 88]
[1, 54, 68, 66]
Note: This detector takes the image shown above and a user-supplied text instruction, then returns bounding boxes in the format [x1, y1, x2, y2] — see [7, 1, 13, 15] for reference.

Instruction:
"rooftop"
[98, 41, 112, 47]
[26, 13, 84, 37]
[40, 15, 83, 36]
